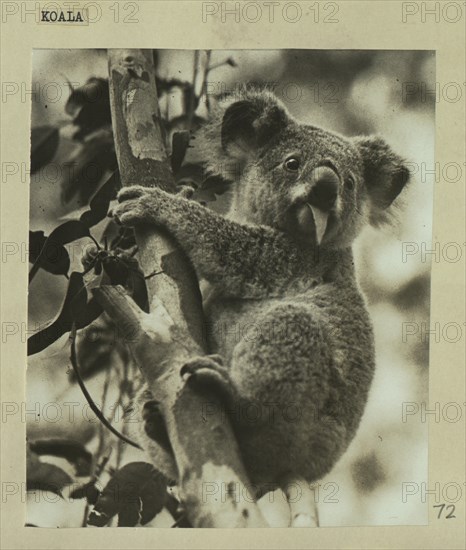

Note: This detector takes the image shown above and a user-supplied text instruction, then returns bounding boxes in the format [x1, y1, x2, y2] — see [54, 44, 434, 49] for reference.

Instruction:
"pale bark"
[97, 49, 267, 527]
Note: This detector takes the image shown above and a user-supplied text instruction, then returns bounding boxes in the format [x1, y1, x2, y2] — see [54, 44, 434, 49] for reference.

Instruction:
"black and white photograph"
[0, 2, 464, 547]
[26, 48, 433, 528]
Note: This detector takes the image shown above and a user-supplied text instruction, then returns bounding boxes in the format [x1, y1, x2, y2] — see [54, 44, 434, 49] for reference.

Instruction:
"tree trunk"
[97, 49, 267, 527]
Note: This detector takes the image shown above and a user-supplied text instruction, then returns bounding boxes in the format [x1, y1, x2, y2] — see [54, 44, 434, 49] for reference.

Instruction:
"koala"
[113, 90, 410, 501]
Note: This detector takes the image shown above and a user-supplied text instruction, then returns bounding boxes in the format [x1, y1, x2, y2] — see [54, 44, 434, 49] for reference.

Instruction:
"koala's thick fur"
[114, 90, 410, 496]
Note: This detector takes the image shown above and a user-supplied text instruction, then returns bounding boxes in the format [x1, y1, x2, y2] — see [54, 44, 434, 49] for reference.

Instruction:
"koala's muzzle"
[294, 165, 340, 246]
[307, 166, 339, 211]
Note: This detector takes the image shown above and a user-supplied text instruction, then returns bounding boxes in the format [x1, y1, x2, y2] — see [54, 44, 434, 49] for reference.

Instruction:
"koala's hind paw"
[180, 355, 236, 406]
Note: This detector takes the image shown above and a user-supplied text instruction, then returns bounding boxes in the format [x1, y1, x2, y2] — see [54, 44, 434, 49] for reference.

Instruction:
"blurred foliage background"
[28, 49, 434, 527]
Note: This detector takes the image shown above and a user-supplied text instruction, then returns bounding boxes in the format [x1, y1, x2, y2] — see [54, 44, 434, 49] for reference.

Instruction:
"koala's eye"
[284, 157, 300, 172]
[345, 174, 355, 190]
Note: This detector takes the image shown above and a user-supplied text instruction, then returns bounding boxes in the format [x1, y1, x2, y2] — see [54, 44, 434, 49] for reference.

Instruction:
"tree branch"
[99, 49, 267, 527]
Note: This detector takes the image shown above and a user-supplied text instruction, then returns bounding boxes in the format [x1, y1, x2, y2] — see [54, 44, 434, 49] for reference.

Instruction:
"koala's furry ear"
[220, 92, 290, 159]
[355, 136, 410, 226]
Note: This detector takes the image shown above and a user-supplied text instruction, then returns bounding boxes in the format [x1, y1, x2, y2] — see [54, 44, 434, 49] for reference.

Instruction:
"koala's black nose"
[308, 166, 339, 211]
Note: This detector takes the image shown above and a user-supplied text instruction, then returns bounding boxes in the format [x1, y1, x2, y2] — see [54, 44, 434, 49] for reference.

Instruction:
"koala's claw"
[176, 184, 196, 199]
[111, 199, 143, 226]
[180, 355, 235, 404]
[204, 353, 224, 366]
[117, 185, 150, 202]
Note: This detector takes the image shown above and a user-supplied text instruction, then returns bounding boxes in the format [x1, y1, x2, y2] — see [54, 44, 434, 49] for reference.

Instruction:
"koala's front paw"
[118, 185, 150, 201]
[112, 185, 158, 226]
